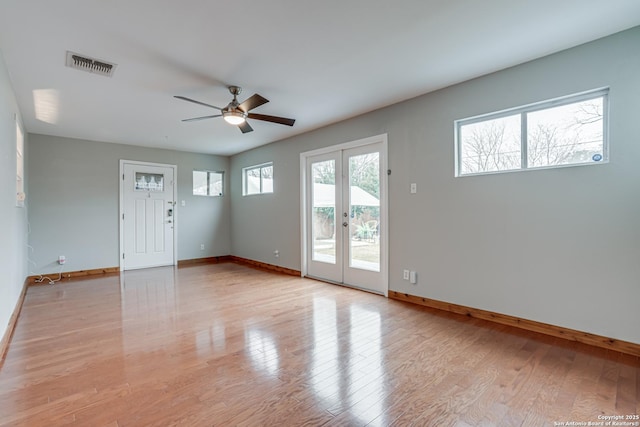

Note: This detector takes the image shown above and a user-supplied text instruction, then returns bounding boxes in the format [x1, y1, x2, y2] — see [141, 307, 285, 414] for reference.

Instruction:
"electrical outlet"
[274, 250, 280, 258]
[200, 244, 205, 250]
[58, 255, 66, 265]
[403, 269, 410, 280]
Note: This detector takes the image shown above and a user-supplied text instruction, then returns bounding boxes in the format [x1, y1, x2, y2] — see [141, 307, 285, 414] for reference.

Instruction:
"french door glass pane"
[312, 160, 336, 264]
[348, 153, 380, 272]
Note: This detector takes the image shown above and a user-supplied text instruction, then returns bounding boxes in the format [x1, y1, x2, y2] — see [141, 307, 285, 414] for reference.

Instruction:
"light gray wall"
[28, 135, 230, 273]
[231, 27, 640, 344]
[0, 50, 28, 340]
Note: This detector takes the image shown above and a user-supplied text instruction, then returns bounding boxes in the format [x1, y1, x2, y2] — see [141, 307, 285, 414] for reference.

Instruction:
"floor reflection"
[311, 297, 340, 405]
[196, 321, 226, 358]
[245, 328, 279, 377]
[119, 266, 178, 354]
[349, 304, 384, 425]
[115, 265, 387, 423]
[311, 295, 387, 424]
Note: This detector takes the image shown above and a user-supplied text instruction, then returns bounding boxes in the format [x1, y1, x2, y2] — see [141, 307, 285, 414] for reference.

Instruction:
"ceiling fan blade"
[238, 121, 253, 133]
[174, 95, 222, 110]
[247, 113, 295, 127]
[238, 94, 269, 112]
[181, 114, 222, 122]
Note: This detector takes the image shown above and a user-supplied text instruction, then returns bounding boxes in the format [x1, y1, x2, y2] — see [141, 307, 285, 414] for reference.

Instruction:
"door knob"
[342, 222, 348, 227]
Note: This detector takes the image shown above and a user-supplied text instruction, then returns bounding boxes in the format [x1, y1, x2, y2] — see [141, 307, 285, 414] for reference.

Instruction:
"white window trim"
[454, 87, 609, 177]
[16, 115, 25, 207]
[242, 161, 274, 196]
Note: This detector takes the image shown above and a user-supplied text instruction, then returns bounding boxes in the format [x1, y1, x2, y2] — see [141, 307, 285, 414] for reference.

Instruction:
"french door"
[304, 138, 387, 295]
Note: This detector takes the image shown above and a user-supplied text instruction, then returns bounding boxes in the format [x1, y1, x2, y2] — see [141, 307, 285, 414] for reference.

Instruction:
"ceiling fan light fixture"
[222, 110, 246, 125]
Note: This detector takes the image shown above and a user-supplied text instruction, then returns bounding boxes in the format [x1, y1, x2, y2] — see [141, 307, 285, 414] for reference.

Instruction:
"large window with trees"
[455, 88, 608, 176]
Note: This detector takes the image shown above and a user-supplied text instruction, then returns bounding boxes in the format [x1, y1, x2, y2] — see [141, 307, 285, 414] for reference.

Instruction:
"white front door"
[121, 161, 176, 270]
[305, 138, 387, 295]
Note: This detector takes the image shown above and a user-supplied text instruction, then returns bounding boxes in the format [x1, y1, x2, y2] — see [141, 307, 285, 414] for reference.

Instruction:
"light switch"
[181, 200, 186, 207]
[410, 183, 417, 194]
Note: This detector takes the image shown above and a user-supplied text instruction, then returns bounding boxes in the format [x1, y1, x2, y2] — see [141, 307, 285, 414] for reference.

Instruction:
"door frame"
[119, 159, 178, 271]
[299, 133, 389, 297]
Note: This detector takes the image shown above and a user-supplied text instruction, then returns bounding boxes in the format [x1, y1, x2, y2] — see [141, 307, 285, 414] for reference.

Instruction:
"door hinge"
[123, 173, 125, 180]
[122, 253, 125, 259]
[122, 213, 124, 220]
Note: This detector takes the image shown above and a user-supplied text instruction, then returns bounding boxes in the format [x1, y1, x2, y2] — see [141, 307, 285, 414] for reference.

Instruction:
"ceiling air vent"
[65, 51, 117, 77]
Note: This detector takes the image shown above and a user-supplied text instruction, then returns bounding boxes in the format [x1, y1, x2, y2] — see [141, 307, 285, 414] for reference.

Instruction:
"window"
[243, 162, 273, 195]
[135, 172, 164, 192]
[455, 88, 608, 176]
[16, 117, 25, 207]
[193, 170, 224, 196]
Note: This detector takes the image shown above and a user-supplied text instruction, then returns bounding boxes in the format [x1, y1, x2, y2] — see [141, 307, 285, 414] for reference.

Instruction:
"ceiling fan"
[174, 86, 295, 133]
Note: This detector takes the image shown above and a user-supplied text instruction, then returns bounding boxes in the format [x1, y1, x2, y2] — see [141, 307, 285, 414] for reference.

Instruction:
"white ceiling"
[1, 1, 639, 156]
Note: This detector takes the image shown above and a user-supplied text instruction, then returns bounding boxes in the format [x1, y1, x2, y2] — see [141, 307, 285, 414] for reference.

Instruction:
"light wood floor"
[1, 263, 638, 426]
